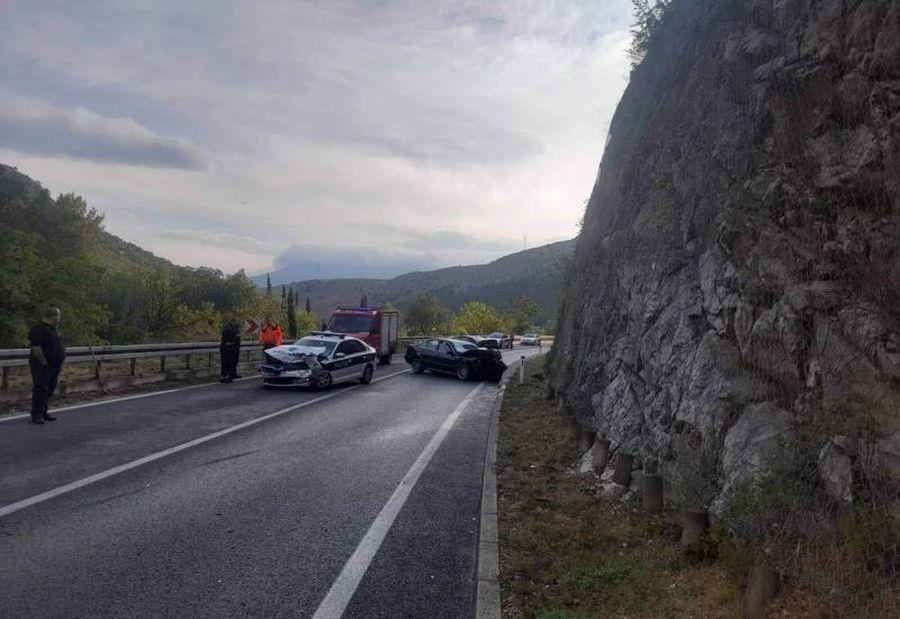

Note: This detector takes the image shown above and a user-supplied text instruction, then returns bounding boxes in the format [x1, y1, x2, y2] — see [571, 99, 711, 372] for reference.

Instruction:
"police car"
[259, 332, 377, 389]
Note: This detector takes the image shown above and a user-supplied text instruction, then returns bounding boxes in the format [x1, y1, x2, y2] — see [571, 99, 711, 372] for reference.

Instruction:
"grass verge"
[496, 357, 826, 618]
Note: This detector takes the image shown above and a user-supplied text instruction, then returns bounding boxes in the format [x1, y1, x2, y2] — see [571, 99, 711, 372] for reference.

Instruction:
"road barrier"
[0, 336, 433, 395]
[0, 335, 534, 401]
[0, 341, 265, 391]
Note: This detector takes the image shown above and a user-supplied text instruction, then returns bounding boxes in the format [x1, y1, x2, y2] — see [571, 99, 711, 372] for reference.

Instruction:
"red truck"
[326, 306, 400, 365]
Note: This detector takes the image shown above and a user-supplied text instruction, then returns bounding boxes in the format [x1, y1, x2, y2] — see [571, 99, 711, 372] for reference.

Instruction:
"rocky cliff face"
[551, 0, 900, 512]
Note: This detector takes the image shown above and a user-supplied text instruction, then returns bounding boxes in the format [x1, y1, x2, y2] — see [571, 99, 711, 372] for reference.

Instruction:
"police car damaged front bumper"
[260, 347, 323, 386]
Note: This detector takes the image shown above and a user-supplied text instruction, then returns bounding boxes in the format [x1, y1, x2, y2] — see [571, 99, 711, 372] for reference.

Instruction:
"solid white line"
[0, 368, 411, 519]
[312, 381, 484, 619]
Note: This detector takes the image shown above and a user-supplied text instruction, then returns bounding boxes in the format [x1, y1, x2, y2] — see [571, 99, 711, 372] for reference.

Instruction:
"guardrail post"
[185, 354, 192, 369]
[1, 367, 9, 391]
[160, 355, 166, 373]
[94, 360, 102, 379]
[642, 474, 664, 513]
[129, 358, 137, 376]
[591, 438, 611, 474]
[613, 453, 633, 486]
[680, 511, 709, 547]
[519, 355, 526, 384]
[208, 352, 213, 367]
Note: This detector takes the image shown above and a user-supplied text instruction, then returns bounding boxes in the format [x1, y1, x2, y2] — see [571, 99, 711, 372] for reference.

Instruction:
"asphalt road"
[0, 346, 543, 618]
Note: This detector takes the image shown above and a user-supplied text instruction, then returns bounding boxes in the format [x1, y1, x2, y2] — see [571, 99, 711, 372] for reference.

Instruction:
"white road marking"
[0, 376, 260, 422]
[0, 369, 411, 519]
[312, 382, 484, 619]
[0, 366, 414, 423]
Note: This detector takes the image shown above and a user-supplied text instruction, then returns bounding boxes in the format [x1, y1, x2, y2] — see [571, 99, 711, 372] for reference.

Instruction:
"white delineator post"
[519, 355, 526, 384]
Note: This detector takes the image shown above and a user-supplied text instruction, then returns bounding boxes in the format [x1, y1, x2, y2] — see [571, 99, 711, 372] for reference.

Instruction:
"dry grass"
[496, 359, 829, 618]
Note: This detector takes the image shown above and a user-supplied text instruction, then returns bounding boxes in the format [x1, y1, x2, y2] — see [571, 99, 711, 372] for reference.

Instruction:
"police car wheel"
[315, 371, 333, 390]
[360, 364, 374, 384]
[457, 363, 471, 381]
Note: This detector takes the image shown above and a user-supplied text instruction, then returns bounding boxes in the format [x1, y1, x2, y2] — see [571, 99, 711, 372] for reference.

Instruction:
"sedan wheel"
[315, 371, 333, 390]
[411, 358, 426, 374]
[360, 364, 374, 384]
[457, 363, 472, 381]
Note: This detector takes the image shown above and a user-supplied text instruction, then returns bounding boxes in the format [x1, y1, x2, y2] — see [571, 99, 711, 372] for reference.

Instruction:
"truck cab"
[326, 306, 400, 365]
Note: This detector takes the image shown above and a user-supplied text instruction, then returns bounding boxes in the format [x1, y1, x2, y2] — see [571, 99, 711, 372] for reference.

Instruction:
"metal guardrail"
[0, 341, 267, 391]
[0, 335, 548, 391]
[0, 342, 263, 367]
[0, 337, 433, 391]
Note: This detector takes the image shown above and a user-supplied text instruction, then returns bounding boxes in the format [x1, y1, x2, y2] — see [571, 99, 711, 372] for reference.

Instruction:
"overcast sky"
[0, 0, 632, 278]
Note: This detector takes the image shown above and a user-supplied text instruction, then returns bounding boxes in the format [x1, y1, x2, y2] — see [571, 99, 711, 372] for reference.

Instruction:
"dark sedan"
[487, 332, 513, 349]
[405, 338, 507, 382]
[455, 334, 499, 349]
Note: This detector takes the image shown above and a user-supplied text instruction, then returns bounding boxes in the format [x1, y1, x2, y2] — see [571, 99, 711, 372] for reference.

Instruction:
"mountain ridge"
[284, 239, 575, 323]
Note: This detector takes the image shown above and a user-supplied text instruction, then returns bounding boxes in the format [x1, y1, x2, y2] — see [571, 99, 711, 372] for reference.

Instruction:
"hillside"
[284, 239, 575, 323]
[0, 164, 173, 273]
[0, 163, 265, 346]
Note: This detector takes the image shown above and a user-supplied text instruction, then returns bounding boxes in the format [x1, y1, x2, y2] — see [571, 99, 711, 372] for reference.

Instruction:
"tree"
[452, 301, 504, 335]
[266, 274, 272, 296]
[305, 296, 311, 313]
[295, 308, 319, 336]
[360, 294, 368, 307]
[628, 0, 672, 67]
[281, 285, 287, 309]
[286, 289, 297, 339]
[506, 296, 540, 334]
[405, 293, 450, 336]
[137, 270, 189, 340]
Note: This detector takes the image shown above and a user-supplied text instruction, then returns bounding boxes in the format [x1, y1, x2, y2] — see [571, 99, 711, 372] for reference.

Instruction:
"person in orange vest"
[259, 318, 283, 350]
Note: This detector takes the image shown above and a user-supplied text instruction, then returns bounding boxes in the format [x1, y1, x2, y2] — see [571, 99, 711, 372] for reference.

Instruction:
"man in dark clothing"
[220, 318, 241, 383]
[28, 307, 65, 425]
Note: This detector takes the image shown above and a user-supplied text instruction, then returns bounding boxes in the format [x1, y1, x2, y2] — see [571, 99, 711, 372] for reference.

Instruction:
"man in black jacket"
[28, 307, 65, 425]
[220, 317, 241, 383]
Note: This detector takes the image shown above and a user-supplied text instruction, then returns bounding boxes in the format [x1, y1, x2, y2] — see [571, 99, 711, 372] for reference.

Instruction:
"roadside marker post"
[519, 355, 525, 384]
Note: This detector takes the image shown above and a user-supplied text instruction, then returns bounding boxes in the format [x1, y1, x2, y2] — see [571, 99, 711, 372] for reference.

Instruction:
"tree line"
[403, 293, 543, 337]
[0, 167, 546, 348]
[0, 171, 309, 347]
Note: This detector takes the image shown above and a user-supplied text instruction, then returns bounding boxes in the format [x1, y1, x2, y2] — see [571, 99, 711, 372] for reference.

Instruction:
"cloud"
[268, 244, 445, 283]
[361, 224, 522, 253]
[0, 98, 206, 170]
[0, 0, 633, 274]
[163, 228, 274, 256]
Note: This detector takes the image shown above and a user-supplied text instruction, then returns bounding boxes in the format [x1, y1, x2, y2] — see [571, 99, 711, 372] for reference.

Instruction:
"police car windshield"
[524, 332, 537, 337]
[488, 332, 503, 338]
[328, 314, 376, 333]
[292, 338, 338, 355]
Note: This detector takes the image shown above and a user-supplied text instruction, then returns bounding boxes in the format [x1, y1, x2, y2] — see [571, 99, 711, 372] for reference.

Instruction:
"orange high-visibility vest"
[260, 324, 274, 345]
[272, 325, 283, 346]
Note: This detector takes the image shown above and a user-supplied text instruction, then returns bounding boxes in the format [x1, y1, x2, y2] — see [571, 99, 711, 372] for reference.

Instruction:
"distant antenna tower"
[523, 234, 527, 250]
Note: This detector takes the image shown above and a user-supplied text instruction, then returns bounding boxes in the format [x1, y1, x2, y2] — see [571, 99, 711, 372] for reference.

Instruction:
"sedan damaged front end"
[462, 347, 507, 382]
